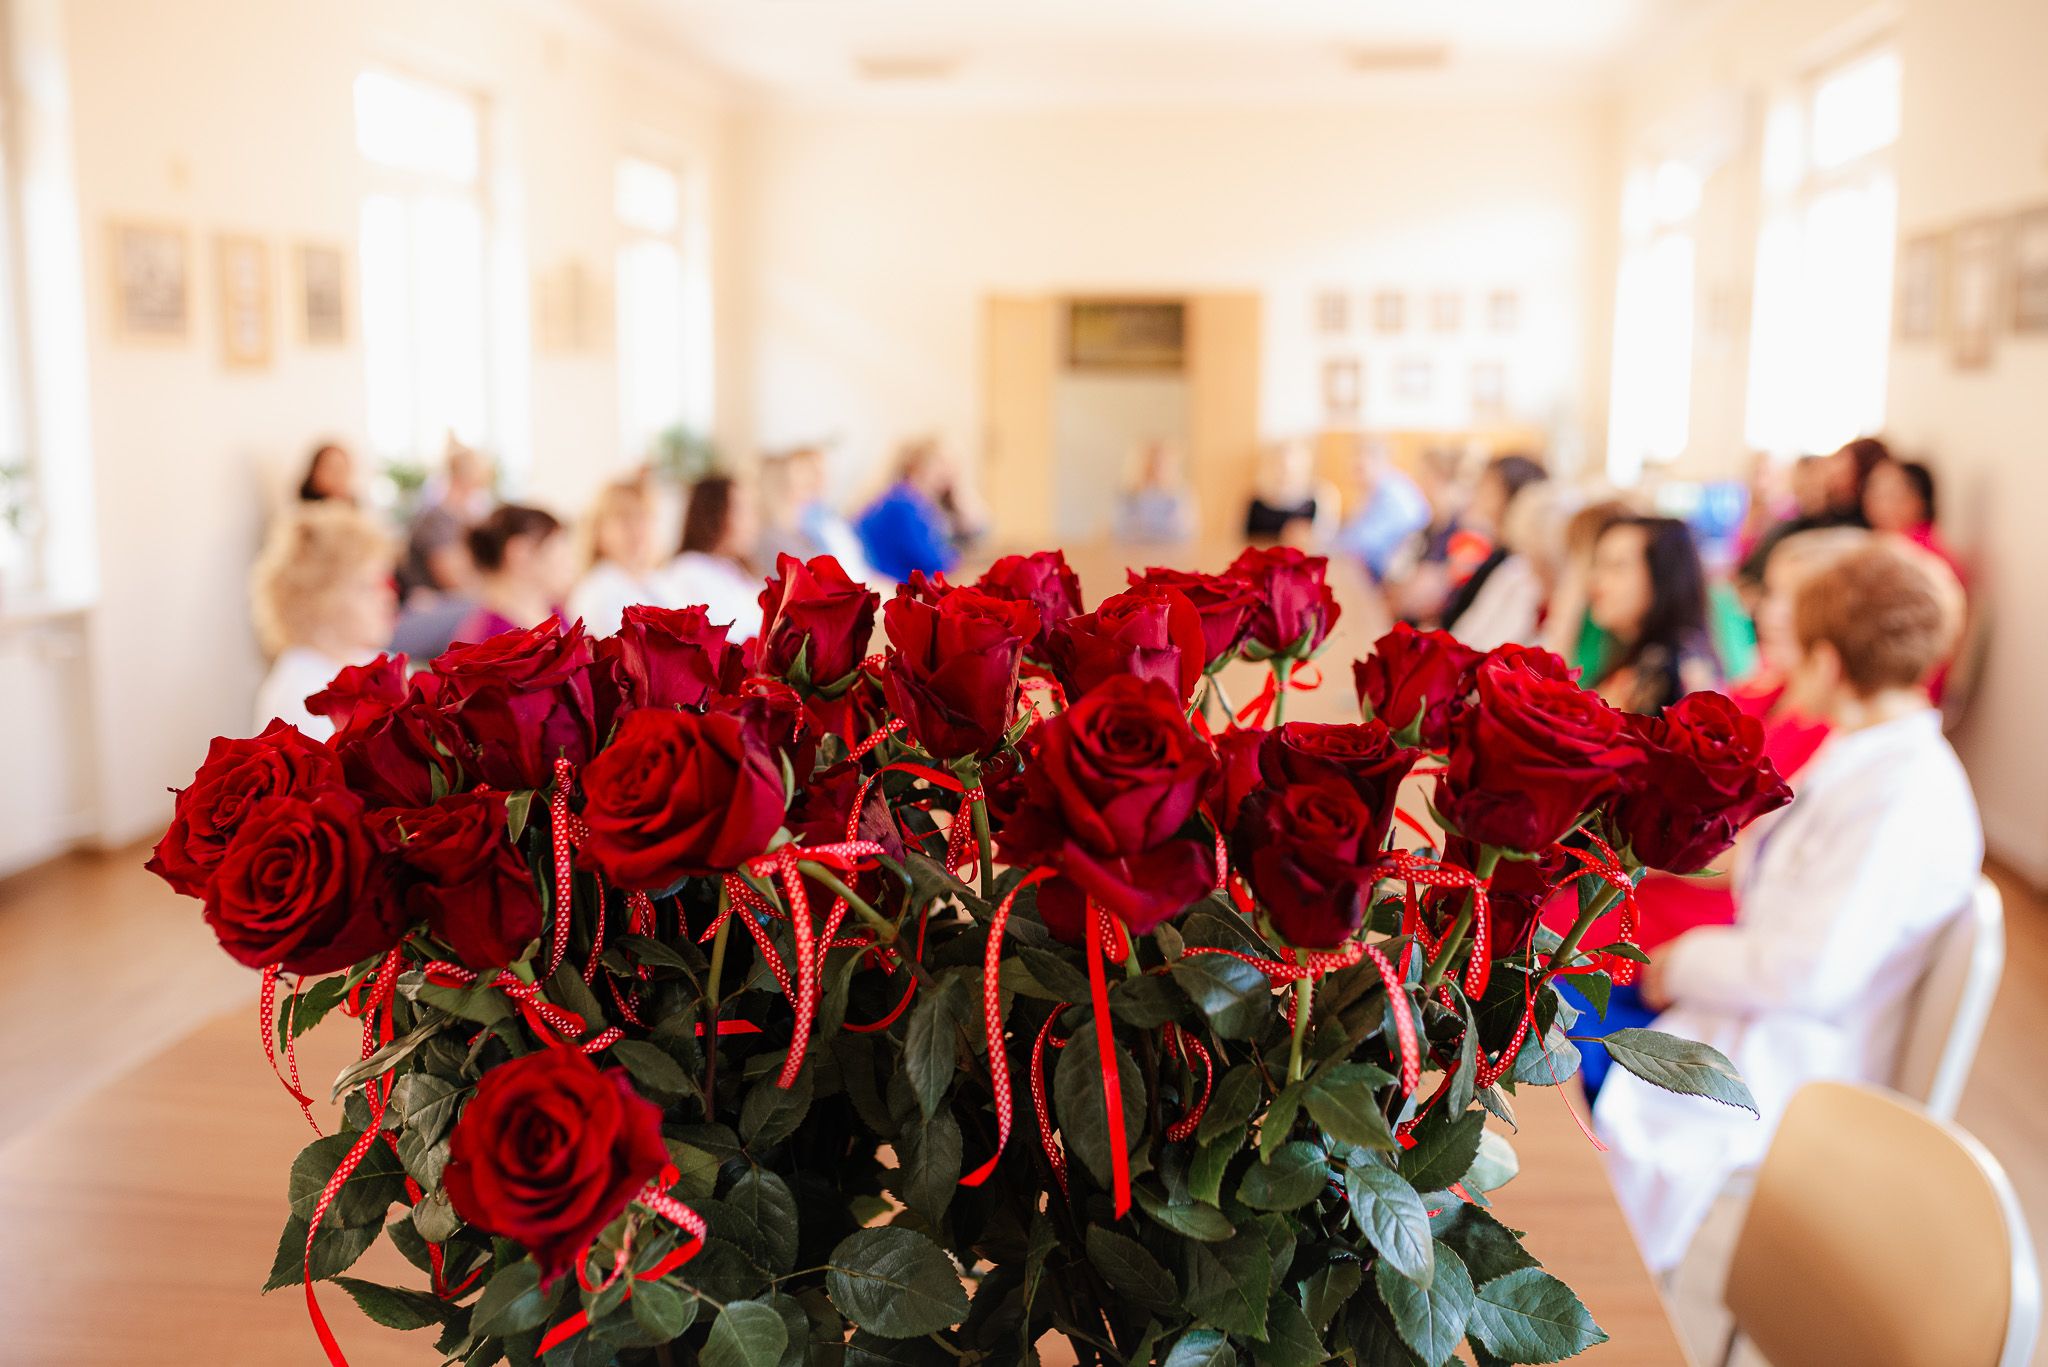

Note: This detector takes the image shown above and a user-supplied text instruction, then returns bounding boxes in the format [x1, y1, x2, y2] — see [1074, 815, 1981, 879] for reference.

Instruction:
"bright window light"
[615, 157, 681, 236]
[1811, 49, 1901, 172]
[615, 156, 713, 461]
[354, 69, 480, 183]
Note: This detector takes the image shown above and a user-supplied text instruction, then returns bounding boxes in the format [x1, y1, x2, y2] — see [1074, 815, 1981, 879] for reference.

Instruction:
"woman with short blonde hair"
[249, 504, 398, 737]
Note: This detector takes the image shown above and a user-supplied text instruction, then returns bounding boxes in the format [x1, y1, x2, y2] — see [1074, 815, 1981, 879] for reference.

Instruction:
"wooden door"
[981, 296, 1058, 548]
[1185, 292, 1263, 543]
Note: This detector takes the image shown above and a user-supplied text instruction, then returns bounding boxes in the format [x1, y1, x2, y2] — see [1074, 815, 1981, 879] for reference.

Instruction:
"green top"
[1571, 581, 1757, 689]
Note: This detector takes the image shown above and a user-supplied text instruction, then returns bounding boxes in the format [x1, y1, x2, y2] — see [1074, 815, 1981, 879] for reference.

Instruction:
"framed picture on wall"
[1314, 289, 1351, 336]
[216, 234, 272, 369]
[1486, 288, 1520, 334]
[1394, 357, 1434, 401]
[108, 220, 190, 343]
[1321, 356, 1362, 422]
[2013, 207, 2048, 334]
[1950, 219, 2008, 369]
[1895, 233, 1946, 341]
[1066, 298, 1186, 370]
[296, 242, 348, 345]
[1429, 292, 1463, 334]
[1470, 360, 1507, 418]
[1371, 291, 1406, 335]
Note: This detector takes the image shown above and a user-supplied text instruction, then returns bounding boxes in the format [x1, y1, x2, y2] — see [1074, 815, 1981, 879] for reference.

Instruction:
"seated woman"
[758, 445, 878, 583]
[568, 479, 666, 634]
[664, 474, 762, 640]
[1585, 515, 1720, 715]
[1864, 456, 1965, 585]
[1113, 438, 1199, 545]
[249, 504, 398, 738]
[1449, 481, 1576, 652]
[1331, 437, 1431, 582]
[1595, 539, 1977, 1274]
[452, 504, 578, 643]
[1243, 438, 1339, 545]
[856, 440, 966, 583]
[296, 441, 358, 505]
[1438, 453, 1547, 634]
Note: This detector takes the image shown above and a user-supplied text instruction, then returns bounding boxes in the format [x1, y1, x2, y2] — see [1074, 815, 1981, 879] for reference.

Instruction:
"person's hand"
[1638, 955, 1675, 1013]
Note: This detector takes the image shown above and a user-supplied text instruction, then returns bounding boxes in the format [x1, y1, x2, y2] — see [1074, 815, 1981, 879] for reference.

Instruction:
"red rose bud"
[305, 654, 410, 735]
[881, 582, 1039, 760]
[1226, 546, 1341, 660]
[1128, 567, 1256, 671]
[1610, 691, 1793, 873]
[1352, 623, 1484, 748]
[381, 790, 541, 970]
[1260, 721, 1419, 838]
[606, 604, 745, 712]
[1233, 779, 1386, 950]
[201, 789, 407, 975]
[578, 706, 787, 890]
[146, 720, 344, 898]
[758, 553, 881, 690]
[1205, 724, 1268, 833]
[1046, 582, 1207, 703]
[997, 675, 1218, 933]
[976, 550, 1084, 648]
[443, 1047, 668, 1286]
[436, 619, 599, 791]
[1435, 653, 1641, 854]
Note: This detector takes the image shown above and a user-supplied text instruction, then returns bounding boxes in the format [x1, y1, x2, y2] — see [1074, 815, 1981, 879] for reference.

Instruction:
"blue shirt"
[855, 483, 959, 582]
[1333, 469, 1432, 580]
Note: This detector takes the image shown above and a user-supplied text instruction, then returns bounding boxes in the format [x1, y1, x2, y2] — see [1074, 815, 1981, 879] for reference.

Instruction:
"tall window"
[355, 69, 490, 462]
[1744, 45, 1900, 457]
[1606, 158, 1702, 484]
[614, 155, 713, 461]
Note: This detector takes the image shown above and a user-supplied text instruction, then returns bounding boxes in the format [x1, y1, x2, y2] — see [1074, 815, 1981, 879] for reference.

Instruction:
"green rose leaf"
[1399, 1108, 1486, 1194]
[1237, 1140, 1331, 1211]
[1375, 1241, 1474, 1365]
[1171, 953, 1274, 1039]
[1466, 1267, 1607, 1363]
[630, 1279, 698, 1340]
[470, 1259, 560, 1339]
[1198, 1065, 1264, 1144]
[333, 1276, 457, 1331]
[1053, 1018, 1146, 1190]
[287, 1131, 407, 1230]
[825, 1226, 969, 1339]
[1601, 1029, 1757, 1114]
[903, 975, 967, 1122]
[1183, 1226, 1273, 1340]
[1084, 1225, 1179, 1310]
[1162, 1327, 1238, 1367]
[1432, 1205, 1538, 1286]
[1303, 1258, 1364, 1331]
[725, 1167, 800, 1273]
[1136, 1184, 1238, 1242]
[611, 1038, 696, 1102]
[262, 1214, 377, 1291]
[1345, 1160, 1435, 1289]
[740, 1066, 815, 1148]
[1305, 1071, 1398, 1152]
[1256, 1294, 1326, 1367]
[703, 1299, 791, 1367]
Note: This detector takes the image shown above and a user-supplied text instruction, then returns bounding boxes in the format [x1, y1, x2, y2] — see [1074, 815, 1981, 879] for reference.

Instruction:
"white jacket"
[1594, 707, 1982, 1270]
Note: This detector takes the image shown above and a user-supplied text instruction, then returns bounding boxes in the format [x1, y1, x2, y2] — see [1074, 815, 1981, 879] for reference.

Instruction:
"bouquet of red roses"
[150, 547, 1789, 1367]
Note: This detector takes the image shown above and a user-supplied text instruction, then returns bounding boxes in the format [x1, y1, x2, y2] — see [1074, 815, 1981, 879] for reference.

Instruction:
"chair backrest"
[1894, 876, 2004, 1120]
[1726, 1082, 2040, 1367]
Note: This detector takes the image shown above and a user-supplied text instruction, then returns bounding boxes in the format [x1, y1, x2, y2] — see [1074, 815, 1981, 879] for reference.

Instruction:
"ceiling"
[578, 0, 1717, 106]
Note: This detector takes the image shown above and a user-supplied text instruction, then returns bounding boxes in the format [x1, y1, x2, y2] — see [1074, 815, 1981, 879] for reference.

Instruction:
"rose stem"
[968, 769, 997, 894]
[1420, 846, 1502, 992]
[799, 860, 942, 991]
[1209, 670, 1238, 721]
[703, 888, 732, 1120]
[1271, 660, 1289, 726]
[1538, 880, 1627, 991]
[1286, 947, 1314, 1084]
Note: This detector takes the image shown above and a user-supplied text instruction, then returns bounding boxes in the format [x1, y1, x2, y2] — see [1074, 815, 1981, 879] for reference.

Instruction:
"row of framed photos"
[1896, 206, 2048, 369]
[107, 220, 347, 367]
[1314, 287, 1521, 339]
[1320, 354, 1510, 423]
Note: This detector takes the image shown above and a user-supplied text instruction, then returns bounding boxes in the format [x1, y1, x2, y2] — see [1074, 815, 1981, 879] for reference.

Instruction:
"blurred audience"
[568, 479, 666, 634]
[1113, 438, 1199, 544]
[248, 504, 398, 738]
[1331, 437, 1431, 582]
[666, 474, 762, 639]
[1598, 538, 1977, 1273]
[1543, 497, 1636, 666]
[1735, 436, 1890, 598]
[399, 438, 494, 603]
[295, 441, 358, 505]
[1586, 515, 1720, 715]
[856, 439, 974, 582]
[1243, 438, 1338, 545]
[1437, 453, 1547, 635]
[1450, 480, 1578, 652]
[1864, 456, 1964, 584]
[453, 505, 576, 643]
[758, 445, 878, 582]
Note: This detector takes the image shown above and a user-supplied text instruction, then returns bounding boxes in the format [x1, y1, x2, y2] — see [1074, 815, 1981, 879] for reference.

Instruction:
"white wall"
[728, 99, 1612, 498]
[0, 0, 734, 858]
[1887, 0, 2048, 883]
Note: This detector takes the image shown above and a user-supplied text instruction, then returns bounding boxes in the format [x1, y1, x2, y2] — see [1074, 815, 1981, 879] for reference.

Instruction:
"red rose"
[332, 671, 466, 809]
[382, 791, 540, 969]
[1206, 725, 1267, 833]
[146, 720, 343, 898]
[437, 619, 599, 790]
[758, 553, 880, 690]
[881, 579, 1039, 760]
[579, 707, 787, 890]
[306, 655, 410, 734]
[1233, 779, 1387, 950]
[1436, 655, 1640, 853]
[976, 551, 1084, 647]
[1045, 583, 1207, 703]
[998, 676, 1218, 932]
[606, 605, 744, 713]
[1260, 721, 1419, 839]
[1128, 567, 1256, 671]
[1487, 642, 1577, 681]
[1035, 874, 1090, 946]
[201, 789, 406, 974]
[1226, 546, 1341, 660]
[443, 1047, 668, 1286]
[1610, 692, 1793, 872]
[1352, 624, 1485, 749]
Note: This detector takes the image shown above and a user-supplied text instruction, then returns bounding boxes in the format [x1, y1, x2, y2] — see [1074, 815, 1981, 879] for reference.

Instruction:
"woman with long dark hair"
[451, 504, 576, 643]
[1586, 515, 1720, 714]
[663, 474, 761, 640]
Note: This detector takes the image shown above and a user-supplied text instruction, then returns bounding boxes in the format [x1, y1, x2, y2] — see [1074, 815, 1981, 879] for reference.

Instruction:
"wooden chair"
[1720, 1081, 2039, 1367]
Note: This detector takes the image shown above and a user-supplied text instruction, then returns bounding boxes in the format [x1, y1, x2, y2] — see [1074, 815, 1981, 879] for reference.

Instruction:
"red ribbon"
[1181, 939, 1421, 1096]
[534, 1167, 709, 1354]
[1086, 903, 1133, 1217]
[961, 867, 1054, 1188]
[1031, 1008, 1071, 1198]
[1233, 658, 1324, 729]
[1379, 850, 1493, 999]
[1162, 1023, 1214, 1141]
[260, 967, 322, 1135]
[1554, 835, 1642, 985]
